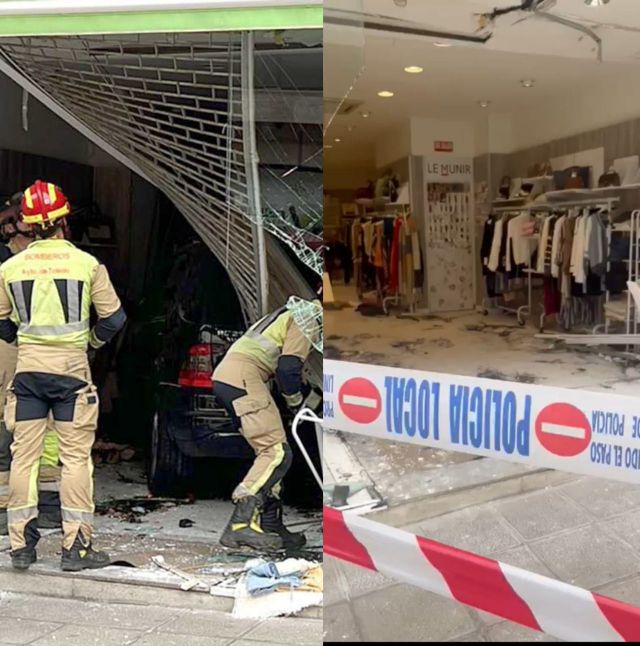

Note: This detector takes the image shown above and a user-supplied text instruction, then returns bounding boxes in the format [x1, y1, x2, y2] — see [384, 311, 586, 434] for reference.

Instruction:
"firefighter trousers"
[0, 340, 60, 513]
[212, 353, 292, 502]
[6, 347, 98, 551]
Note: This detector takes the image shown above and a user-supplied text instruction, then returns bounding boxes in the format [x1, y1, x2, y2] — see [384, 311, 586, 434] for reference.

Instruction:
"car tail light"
[179, 344, 213, 389]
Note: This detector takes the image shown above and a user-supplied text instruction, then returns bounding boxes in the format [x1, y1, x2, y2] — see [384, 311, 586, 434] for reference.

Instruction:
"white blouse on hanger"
[487, 217, 504, 273]
[506, 212, 535, 271]
[570, 213, 587, 285]
[550, 215, 565, 279]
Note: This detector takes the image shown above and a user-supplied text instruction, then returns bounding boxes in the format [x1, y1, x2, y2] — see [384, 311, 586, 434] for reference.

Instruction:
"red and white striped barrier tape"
[325, 506, 640, 642]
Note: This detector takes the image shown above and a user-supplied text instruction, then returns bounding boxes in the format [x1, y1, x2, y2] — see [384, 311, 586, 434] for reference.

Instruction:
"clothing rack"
[483, 206, 536, 325]
[346, 204, 416, 309]
[484, 197, 619, 328]
[382, 208, 414, 314]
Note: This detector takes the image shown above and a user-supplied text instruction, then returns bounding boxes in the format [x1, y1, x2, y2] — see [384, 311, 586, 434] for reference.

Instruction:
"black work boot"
[38, 491, 62, 530]
[61, 532, 111, 572]
[0, 509, 7, 536]
[220, 496, 284, 552]
[10, 518, 39, 571]
[262, 496, 306, 550]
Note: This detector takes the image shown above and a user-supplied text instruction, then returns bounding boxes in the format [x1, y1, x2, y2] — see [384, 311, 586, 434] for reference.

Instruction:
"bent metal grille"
[0, 32, 314, 322]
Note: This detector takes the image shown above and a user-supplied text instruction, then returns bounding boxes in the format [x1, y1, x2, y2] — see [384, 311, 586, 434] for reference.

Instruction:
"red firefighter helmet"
[21, 180, 70, 227]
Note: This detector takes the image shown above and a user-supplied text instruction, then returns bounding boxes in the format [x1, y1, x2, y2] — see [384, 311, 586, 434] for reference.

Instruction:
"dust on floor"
[324, 283, 640, 506]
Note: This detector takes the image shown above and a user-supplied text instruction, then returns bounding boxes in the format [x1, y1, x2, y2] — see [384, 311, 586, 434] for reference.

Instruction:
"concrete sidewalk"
[324, 476, 640, 642]
[0, 591, 321, 646]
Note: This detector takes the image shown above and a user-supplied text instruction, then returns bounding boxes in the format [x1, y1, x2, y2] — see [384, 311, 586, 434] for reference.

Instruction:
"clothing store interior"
[324, 0, 640, 394]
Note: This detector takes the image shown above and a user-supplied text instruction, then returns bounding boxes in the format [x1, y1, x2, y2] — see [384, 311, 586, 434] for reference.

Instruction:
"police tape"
[324, 506, 640, 642]
[323, 359, 640, 484]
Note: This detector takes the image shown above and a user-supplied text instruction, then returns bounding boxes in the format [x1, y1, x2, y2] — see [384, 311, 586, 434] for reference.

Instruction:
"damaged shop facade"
[0, 0, 323, 618]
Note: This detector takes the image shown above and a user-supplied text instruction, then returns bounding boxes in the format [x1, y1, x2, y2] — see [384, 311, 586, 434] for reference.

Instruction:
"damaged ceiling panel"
[0, 31, 316, 322]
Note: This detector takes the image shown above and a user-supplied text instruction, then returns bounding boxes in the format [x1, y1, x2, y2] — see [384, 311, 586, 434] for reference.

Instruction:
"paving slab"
[351, 585, 478, 642]
[0, 592, 314, 646]
[0, 617, 60, 645]
[132, 635, 228, 646]
[323, 603, 362, 642]
[241, 618, 323, 645]
[528, 525, 640, 588]
[29, 624, 143, 646]
[484, 622, 558, 642]
[497, 490, 591, 541]
[416, 506, 521, 554]
[559, 478, 640, 519]
[0, 594, 179, 631]
[156, 611, 257, 639]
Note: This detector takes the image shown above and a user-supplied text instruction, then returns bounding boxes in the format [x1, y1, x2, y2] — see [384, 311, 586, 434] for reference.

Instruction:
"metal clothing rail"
[486, 197, 619, 327]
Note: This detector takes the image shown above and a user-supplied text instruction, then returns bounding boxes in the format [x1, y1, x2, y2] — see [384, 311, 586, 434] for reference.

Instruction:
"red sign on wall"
[434, 141, 454, 152]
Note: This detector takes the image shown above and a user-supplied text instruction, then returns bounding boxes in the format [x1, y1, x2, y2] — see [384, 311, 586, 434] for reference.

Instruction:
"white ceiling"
[325, 0, 640, 167]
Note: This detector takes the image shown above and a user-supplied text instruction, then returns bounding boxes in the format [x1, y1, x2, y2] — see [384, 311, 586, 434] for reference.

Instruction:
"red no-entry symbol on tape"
[338, 377, 382, 425]
[535, 403, 592, 457]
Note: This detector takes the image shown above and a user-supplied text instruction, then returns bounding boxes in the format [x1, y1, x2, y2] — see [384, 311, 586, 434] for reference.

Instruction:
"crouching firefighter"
[213, 296, 321, 551]
[0, 180, 126, 571]
[0, 193, 61, 535]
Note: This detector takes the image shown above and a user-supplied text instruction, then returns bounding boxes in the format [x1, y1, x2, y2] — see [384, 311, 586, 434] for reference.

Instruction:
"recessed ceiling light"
[520, 79, 535, 88]
[433, 42, 452, 48]
[347, 125, 355, 132]
[378, 90, 394, 98]
[404, 65, 424, 74]
[334, 138, 341, 143]
[324, 145, 333, 149]
[360, 111, 371, 118]
[478, 100, 491, 108]
[585, 0, 609, 6]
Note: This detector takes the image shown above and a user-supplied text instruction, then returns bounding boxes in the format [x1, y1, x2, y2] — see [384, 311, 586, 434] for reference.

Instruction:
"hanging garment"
[543, 277, 561, 315]
[404, 220, 414, 293]
[551, 215, 565, 279]
[372, 222, 385, 269]
[481, 217, 496, 274]
[362, 221, 374, 259]
[570, 214, 586, 285]
[536, 216, 550, 274]
[543, 216, 558, 276]
[560, 216, 576, 276]
[584, 212, 607, 275]
[506, 212, 535, 271]
[487, 217, 504, 273]
[388, 217, 404, 293]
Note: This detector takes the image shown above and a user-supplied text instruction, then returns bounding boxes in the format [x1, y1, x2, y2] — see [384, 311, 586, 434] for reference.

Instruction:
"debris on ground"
[179, 518, 195, 528]
[477, 368, 539, 384]
[465, 322, 519, 337]
[390, 339, 423, 350]
[324, 301, 353, 311]
[397, 312, 452, 323]
[96, 497, 190, 523]
[93, 441, 137, 465]
[432, 338, 454, 348]
[151, 555, 205, 591]
[232, 557, 322, 619]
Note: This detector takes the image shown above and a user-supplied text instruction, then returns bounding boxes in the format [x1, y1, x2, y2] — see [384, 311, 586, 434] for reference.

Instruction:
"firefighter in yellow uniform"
[213, 297, 320, 551]
[0, 193, 61, 535]
[0, 180, 126, 571]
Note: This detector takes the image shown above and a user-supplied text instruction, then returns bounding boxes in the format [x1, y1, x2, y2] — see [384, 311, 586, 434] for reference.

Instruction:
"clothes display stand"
[482, 205, 539, 326]
[482, 197, 618, 330]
